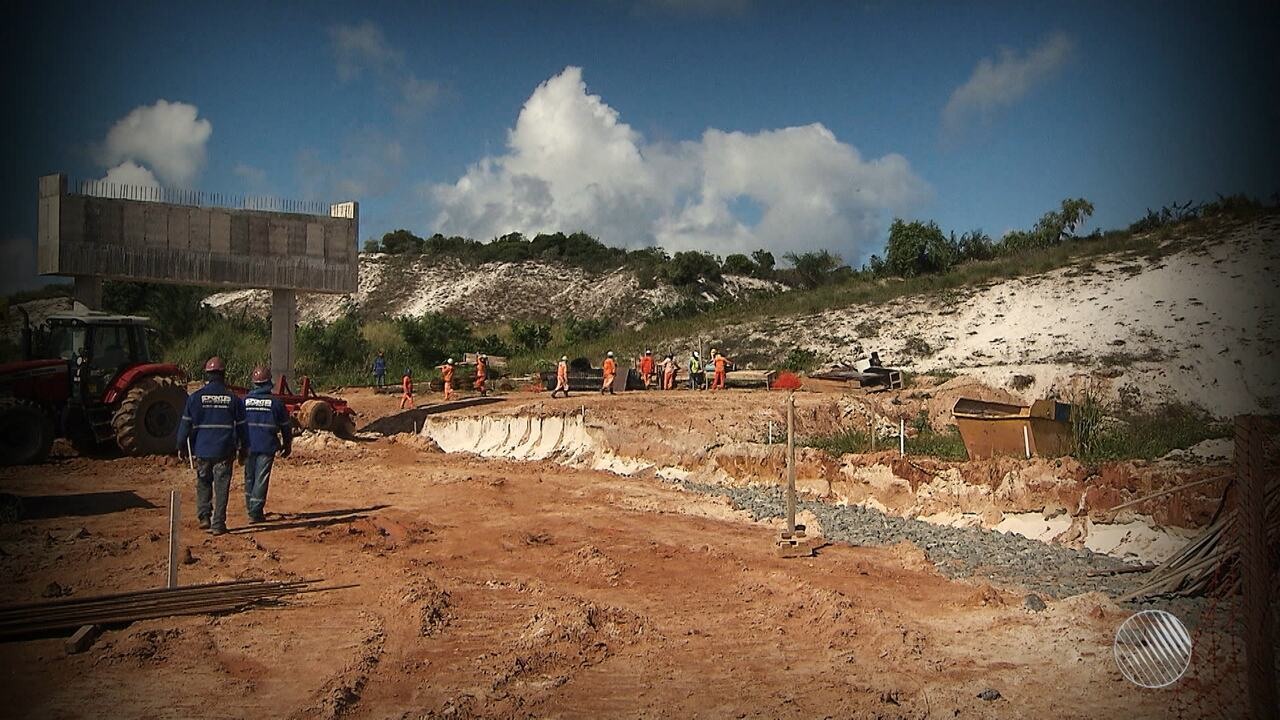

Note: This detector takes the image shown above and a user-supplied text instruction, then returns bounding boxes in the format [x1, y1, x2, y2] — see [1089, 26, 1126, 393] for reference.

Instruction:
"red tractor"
[0, 311, 188, 465]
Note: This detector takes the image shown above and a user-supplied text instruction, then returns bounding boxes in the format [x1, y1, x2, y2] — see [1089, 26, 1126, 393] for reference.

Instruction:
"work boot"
[197, 516, 211, 530]
[249, 513, 267, 523]
[210, 525, 228, 536]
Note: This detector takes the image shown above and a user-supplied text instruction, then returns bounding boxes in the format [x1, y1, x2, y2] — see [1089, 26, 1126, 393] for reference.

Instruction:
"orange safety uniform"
[712, 355, 729, 390]
[442, 363, 455, 400]
[552, 359, 570, 398]
[601, 357, 617, 393]
[473, 357, 487, 394]
[399, 373, 414, 409]
[639, 355, 655, 388]
[661, 359, 676, 390]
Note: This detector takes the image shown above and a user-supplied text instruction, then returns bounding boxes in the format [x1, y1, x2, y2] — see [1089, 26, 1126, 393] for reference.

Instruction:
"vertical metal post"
[166, 490, 180, 589]
[899, 418, 905, 456]
[768, 420, 774, 445]
[1235, 416, 1277, 719]
[1023, 425, 1032, 459]
[869, 411, 876, 453]
[786, 393, 796, 534]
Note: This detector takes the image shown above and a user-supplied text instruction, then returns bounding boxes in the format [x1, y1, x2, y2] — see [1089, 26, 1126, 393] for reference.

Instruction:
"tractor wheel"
[0, 399, 54, 466]
[297, 400, 333, 432]
[113, 377, 188, 456]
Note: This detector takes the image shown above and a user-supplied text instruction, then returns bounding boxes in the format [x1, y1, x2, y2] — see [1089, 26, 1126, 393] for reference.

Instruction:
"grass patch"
[804, 422, 968, 460]
[1076, 402, 1230, 463]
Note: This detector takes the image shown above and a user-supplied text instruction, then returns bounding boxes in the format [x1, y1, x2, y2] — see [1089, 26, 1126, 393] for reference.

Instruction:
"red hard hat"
[251, 365, 272, 384]
[203, 356, 226, 373]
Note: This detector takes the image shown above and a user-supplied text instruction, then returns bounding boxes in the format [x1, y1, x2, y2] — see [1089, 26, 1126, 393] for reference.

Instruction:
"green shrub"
[782, 347, 820, 372]
[563, 316, 611, 345]
[297, 312, 370, 380]
[722, 253, 755, 275]
[166, 316, 269, 384]
[664, 251, 722, 286]
[397, 313, 473, 368]
[511, 320, 552, 352]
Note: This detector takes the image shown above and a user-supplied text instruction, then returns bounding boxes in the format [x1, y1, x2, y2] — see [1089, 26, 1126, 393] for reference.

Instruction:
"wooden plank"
[64, 624, 101, 655]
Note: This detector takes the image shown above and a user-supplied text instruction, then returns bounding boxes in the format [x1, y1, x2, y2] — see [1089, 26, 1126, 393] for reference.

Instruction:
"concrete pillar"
[73, 276, 102, 310]
[271, 289, 297, 384]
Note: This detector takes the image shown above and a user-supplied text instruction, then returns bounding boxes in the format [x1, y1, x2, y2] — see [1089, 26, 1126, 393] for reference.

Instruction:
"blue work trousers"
[243, 453, 274, 518]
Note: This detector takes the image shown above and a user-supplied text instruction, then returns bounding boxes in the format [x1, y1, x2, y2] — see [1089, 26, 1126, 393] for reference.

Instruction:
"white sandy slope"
[203, 255, 783, 326]
[733, 215, 1280, 417]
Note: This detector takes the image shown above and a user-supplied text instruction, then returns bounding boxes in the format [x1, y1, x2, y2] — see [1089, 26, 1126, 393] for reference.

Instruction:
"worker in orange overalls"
[551, 355, 570, 398]
[441, 358, 456, 401]
[600, 351, 617, 395]
[473, 354, 488, 396]
[711, 349, 731, 390]
[661, 354, 676, 390]
[399, 368, 414, 409]
[639, 349, 655, 389]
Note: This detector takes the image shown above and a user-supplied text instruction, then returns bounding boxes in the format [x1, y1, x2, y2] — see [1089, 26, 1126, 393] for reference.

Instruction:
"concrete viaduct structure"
[36, 173, 359, 382]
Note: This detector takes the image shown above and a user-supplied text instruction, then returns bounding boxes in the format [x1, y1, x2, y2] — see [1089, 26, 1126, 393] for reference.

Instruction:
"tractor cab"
[38, 313, 159, 403]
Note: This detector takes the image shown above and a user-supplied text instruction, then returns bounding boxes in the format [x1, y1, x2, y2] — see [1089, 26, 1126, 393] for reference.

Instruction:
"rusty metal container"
[952, 397, 1073, 459]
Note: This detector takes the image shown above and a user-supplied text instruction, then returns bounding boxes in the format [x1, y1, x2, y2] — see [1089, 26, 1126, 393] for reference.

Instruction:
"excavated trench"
[422, 408, 1224, 569]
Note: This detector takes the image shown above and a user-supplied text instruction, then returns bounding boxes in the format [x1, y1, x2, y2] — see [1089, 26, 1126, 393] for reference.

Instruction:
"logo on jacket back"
[201, 394, 232, 406]
[245, 398, 274, 409]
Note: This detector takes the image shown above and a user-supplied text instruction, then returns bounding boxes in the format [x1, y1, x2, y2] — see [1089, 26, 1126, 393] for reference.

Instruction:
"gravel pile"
[673, 479, 1144, 599]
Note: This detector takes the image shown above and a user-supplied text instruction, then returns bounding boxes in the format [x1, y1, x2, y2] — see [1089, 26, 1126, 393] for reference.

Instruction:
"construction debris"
[0, 579, 347, 639]
[809, 356, 903, 391]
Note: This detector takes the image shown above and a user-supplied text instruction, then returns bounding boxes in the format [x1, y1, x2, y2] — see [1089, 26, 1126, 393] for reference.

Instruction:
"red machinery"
[1, 311, 188, 465]
[230, 375, 356, 436]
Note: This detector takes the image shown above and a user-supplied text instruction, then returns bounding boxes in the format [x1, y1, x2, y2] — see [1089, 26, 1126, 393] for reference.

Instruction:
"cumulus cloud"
[431, 66, 927, 259]
[101, 161, 161, 190]
[96, 100, 212, 187]
[233, 162, 267, 188]
[942, 32, 1073, 134]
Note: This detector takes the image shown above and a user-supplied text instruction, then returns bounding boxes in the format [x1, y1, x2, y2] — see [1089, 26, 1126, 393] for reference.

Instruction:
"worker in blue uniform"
[242, 366, 292, 523]
[176, 356, 247, 535]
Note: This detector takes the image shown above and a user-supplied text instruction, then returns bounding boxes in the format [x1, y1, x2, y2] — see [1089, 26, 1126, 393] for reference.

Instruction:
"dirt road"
[0, 394, 1244, 718]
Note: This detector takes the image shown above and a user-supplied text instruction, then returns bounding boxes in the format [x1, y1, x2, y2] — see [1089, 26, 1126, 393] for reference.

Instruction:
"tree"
[362, 237, 383, 253]
[782, 250, 845, 288]
[664, 251, 722, 286]
[883, 219, 954, 277]
[563, 316, 611, 345]
[750, 249, 776, 278]
[722, 253, 755, 276]
[955, 229, 993, 262]
[381, 229, 424, 254]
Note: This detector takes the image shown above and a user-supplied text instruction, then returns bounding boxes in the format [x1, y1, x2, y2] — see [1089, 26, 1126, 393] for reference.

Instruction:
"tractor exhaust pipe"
[16, 307, 32, 360]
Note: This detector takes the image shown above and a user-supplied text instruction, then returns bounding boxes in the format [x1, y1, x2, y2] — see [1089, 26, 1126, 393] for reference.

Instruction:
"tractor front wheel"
[0, 399, 54, 465]
[113, 377, 188, 456]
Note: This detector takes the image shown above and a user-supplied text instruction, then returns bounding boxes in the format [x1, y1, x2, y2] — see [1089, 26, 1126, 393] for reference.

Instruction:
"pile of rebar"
[0, 579, 333, 638]
[1121, 444, 1278, 602]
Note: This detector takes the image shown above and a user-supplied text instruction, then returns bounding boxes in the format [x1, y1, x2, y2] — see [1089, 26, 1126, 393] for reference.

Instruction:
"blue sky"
[2, 0, 1277, 291]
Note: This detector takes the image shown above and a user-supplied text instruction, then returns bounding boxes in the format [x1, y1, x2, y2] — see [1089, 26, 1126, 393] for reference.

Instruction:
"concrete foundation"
[271, 290, 298, 383]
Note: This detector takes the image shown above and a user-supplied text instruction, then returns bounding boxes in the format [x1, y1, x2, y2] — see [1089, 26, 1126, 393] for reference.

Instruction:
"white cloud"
[297, 130, 405, 201]
[100, 161, 161, 192]
[233, 162, 267, 188]
[329, 20, 401, 82]
[96, 100, 212, 187]
[942, 33, 1073, 134]
[329, 21, 439, 117]
[431, 66, 927, 259]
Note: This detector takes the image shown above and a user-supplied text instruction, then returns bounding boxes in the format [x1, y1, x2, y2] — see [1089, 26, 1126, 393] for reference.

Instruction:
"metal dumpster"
[952, 397, 1073, 459]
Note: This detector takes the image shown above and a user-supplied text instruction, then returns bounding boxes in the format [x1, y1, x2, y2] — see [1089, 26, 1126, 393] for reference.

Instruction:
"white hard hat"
[447, 358, 454, 364]
[561, 355, 568, 361]
[479, 353, 486, 359]
[607, 351, 614, 357]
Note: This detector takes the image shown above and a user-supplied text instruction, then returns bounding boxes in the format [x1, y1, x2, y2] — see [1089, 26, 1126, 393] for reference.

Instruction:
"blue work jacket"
[176, 380, 246, 459]
[244, 385, 290, 454]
